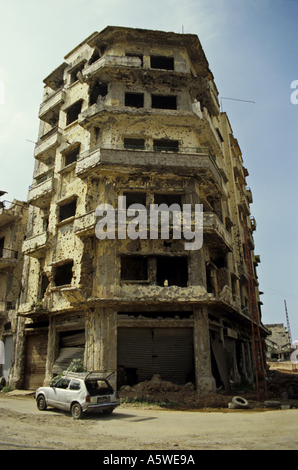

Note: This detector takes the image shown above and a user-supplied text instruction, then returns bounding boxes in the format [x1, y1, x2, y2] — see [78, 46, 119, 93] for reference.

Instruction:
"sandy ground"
[1, 363, 298, 451]
[1, 395, 298, 450]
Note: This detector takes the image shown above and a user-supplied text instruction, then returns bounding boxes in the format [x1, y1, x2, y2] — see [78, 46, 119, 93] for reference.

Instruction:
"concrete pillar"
[193, 307, 216, 394]
[8, 316, 26, 389]
[85, 307, 117, 388]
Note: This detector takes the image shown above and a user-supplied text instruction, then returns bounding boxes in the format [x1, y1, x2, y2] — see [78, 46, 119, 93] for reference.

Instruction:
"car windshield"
[86, 380, 114, 396]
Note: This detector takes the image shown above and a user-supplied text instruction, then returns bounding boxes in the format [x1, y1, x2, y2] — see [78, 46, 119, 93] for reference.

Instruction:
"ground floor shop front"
[7, 304, 258, 393]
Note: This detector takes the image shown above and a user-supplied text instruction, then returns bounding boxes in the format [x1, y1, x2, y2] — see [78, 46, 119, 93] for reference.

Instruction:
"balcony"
[203, 212, 232, 252]
[82, 55, 142, 83]
[250, 216, 257, 232]
[39, 88, 66, 125]
[34, 127, 62, 163]
[74, 211, 97, 237]
[27, 174, 54, 209]
[22, 231, 51, 259]
[0, 248, 18, 269]
[76, 144, 228, 196]
[0, 201, 25, 227]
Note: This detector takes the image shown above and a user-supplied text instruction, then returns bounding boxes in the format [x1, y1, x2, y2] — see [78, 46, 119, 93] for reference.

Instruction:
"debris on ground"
[119, 366, 298, 410]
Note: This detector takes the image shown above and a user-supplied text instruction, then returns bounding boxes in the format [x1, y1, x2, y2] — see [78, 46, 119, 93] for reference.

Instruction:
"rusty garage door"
[24, 333, 48, 390]
[52, 330, 85, 375]
[117, 327, 194, 385]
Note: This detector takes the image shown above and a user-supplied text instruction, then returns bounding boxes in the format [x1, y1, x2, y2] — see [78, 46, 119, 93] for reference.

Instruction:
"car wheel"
[71, 402, 83, 419]
[37, 395, 47, 411]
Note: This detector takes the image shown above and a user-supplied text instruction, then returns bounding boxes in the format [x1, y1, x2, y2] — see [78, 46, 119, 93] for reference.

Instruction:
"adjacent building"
[265, 324, 291, 362]
[8, 26, 266, 392]
[0, 197, 29, 384]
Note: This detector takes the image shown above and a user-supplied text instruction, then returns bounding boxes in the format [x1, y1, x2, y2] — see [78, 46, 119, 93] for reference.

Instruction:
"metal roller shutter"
[117, 327, 193, 385]
[24, 333, 48, 390]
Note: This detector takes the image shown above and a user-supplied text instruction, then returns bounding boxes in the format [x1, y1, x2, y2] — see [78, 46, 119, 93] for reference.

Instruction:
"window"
[125, 93, 144, 108]
[150, 56, 174, 70]
[54, 378, 71, 389]
[40, 274, 50, 300]
[59, 199, 77, 222]
[151, 95, 177, 110]
[66, 101, 82, 126]
[0, 237, 4, 258]
[69, 380, 81, 391]
[124, 138, 145, 150]
[63, 145, 81, 167]
[70, 63, 85, 85]
[153, 139, 179, 152]
[89, 49, 100, 65]
[121, 256, 148, 281]
[123, 192, 147, 207]
[156, 256, 188, 287]
[154, 193, 182, 208]
[54, 261, 73, 286]
[89, 83, 108, 106]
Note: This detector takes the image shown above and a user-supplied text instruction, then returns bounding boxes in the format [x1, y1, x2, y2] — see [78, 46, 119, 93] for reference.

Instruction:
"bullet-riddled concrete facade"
[9, 26, 266, 392]
[0, 198, 29, 384]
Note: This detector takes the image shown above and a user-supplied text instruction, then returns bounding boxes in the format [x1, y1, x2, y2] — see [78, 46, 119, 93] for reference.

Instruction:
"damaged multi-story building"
[8, 26, 267, 393]
[0, 196, 29, 384]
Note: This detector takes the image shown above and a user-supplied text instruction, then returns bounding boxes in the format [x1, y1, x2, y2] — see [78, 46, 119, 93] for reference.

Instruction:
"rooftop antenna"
[220, 97, 255, 112]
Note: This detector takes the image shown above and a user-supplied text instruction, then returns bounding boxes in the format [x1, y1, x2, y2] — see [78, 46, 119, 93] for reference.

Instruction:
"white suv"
[35, 371, 120, 419]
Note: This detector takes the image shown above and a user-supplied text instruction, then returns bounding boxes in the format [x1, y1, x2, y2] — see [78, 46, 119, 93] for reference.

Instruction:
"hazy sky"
[0, 0, 297, 341]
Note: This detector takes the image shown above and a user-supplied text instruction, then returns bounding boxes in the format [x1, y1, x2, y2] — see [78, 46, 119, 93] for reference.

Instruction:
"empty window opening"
[126, 53, 144, 67]
[70, 63, 85, 85]
[150, 56, 174, 70]
[59, 199, 77, 222]
[54, 261, 73, 286]
[123, 192, 147, 207]
[40, 274, 50, 300]
[64, 144, 81, 167]
[0, 237, 4, 257]
[152, 94, 177, 110]
[212, 255, 227, 269]
[154, 193, 182, 208]
[124, 138, 145, 150]
[89, 83, 108, 106]
[89, 49, 100, 65]
[156, 256, 188, 287]
[153, 139, 179, 152]
[66, 101, 82, 126]
[125, 93, 144, 108]
[121, 256, 148, 281]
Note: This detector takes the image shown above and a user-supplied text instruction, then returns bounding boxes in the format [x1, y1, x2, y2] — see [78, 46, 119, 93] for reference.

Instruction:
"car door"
[47, 378, 70, 410]
[64, 379, 82, 410]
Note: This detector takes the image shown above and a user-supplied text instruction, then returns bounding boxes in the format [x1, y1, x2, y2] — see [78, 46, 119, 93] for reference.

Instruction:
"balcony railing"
[0, 247, 18, 269]
[39, 88, 66, 124]
[76, 143, 228, 184]
[34, 127, 62, 163]
[22, 231, 51, 258]
[27, 174, 54, 208]
[0, 247, 18, 260]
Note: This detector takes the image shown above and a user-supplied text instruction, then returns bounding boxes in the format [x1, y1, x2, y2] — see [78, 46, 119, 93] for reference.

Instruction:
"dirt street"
[1, 394, 298, 450]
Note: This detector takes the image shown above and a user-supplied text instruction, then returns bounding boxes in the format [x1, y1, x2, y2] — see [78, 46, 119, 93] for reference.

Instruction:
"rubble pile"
[119, 368, 298, 410]
[119, 374, 231, 409]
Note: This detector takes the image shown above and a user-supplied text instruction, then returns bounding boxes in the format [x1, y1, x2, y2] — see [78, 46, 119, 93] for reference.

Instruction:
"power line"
[220, 97, 255, 112]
